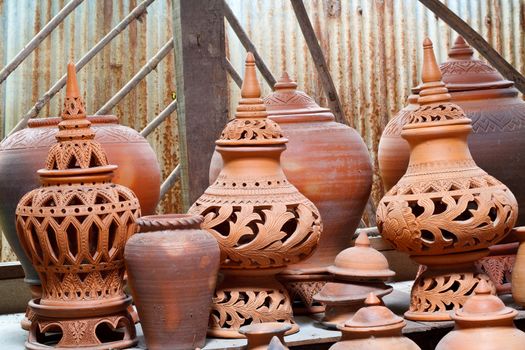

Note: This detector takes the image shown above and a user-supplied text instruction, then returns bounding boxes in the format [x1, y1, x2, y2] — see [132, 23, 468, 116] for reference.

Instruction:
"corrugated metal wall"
[1, 0, 524, 261]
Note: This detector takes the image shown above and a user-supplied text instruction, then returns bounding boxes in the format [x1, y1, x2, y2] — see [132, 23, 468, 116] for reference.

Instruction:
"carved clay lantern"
[15, 63, 140, 349]
[329, 293, 421, 350]
[436, 280, 525, 350]
[210, 73, 373, 314]
[313, 232, 394, 328]
[189, 53, 322, 338]
[376, 38, 518, 321]
[378, 36, 525, 229]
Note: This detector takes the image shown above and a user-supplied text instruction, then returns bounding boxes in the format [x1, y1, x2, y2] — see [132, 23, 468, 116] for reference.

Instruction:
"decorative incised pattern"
[475, 255, 515, 294]
[405, 159, 478, 176]
[377, 174, 517, 255]
[439, 60, 497, 75]
[407, 103, 466, 124]
[470, 106, 525, 133]
[409, 272, 494, 314]
[210, 288, 294, 331]
[263, 91, 316, 107]
[284, 281, 326, 307]
[219, 118, 284, 142]
[382, 108, 413, 136]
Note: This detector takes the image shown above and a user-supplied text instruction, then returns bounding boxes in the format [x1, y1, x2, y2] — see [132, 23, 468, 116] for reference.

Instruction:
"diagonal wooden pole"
[140, 99, 177, 138]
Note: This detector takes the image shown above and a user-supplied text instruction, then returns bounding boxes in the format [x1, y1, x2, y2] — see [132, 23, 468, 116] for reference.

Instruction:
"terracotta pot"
[125, 214, 220, 350]
[239, 322, 291, 350]
[511, 227, 525, 305]
[436, 280, 525, 350]
[378, 36, 525, 226]
[189, 53, 322, 338]
[329, 293, 420, 350]
[0, 114, 160, 286]
[376, 38, 517, 321]
[15, 64, 139, 349]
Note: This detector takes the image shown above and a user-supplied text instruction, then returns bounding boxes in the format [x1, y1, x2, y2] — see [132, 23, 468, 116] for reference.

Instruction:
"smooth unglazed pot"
[378, 36, 525, 227]
[189, 53, 322, 338]
[511, 227, 525, 305]
[239, 322, 291, 350]
[125, 214, 220, 350]
[0, 115, 160, 286]
[436, 280, 525, 350]
[376, 38, 517, 321]
[15, 63, 140, 349]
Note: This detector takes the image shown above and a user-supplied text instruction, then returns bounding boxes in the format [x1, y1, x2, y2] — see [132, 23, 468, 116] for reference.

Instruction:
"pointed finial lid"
[217, 53, 287, 146]
[447, 36, 474, 60]
[454, 280, 517, 323]
[340, 293, 405, 331]
[327, 231, 395, 280]
[39, 62, 114, 177]
[417, 38, 451, 105]
[273, 72, 298, 90]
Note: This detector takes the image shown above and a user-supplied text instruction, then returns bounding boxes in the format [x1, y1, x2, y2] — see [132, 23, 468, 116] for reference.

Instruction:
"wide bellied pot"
[239, 322, 291, 350]
[329, 293, 421, 350]
[313, 232, 395, 328]
[0, 112, 160, 289]
[125, 214, 220, 350]
[378, 36, 525, 227]
[15, 63, 140, 349]
[436, 280, 525, 349]
[188, 53, 322, 338]
[376, 38, 518, 321]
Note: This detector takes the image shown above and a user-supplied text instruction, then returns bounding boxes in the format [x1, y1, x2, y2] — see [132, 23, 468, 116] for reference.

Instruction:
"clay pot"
[15, 64, 139, 349]
[511, 227, 525, 305]
[189, 53, 322, 338]
[329, 293, 420, 350]
[376, 38, 517, 321]
[378, 36, 525, 226]
[436, 280, 525, 350]
[239, 322, 291, 350]
[125, 214, 220, 350]
[0, 114, 160, 286]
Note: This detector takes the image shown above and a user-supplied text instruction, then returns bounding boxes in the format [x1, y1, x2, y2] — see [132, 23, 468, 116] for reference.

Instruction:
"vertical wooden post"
[173, 0, 228, 210]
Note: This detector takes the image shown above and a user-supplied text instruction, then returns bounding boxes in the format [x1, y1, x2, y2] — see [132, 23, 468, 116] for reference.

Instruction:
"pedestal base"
[21, 284, 42, 331]
[278, 273, 332, 315]
[208, 270, 300, 339]
[405, 251, 496, 321]
[26, 296, 137, 349]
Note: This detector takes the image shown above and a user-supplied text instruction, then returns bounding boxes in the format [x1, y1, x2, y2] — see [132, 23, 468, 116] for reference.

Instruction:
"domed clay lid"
[217, 53, 288, 146]
[453, 280, 517, 323]
[402, 38, 471, 133]
[439, 36, 513, 92]
[262, 72, 334, 122]
[37, 63, 116, 182]
[339, 293, 405, 332]
[327, 232, 395, 280]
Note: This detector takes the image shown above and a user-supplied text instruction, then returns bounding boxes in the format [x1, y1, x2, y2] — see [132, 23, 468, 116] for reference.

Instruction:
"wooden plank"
[290, 0, 346, 126]
[419, 0, 525, 94]
[0, 262, 24, 280]
[173, 0, 228, 210]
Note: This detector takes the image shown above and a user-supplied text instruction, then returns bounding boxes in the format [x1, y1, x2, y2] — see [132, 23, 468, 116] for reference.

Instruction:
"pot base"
[406, 251, 496, 321]
[26, 297, 137, 349]
[278, 273, 332, 315]
[208, 271, 300, 338]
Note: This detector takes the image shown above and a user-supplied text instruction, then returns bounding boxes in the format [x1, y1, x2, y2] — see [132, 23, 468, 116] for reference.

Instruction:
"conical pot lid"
[439, 36, 513, 92]
[340, 293, 405, 330]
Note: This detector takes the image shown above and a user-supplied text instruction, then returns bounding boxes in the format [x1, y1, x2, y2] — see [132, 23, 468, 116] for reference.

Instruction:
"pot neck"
[216, 145, 286, 179]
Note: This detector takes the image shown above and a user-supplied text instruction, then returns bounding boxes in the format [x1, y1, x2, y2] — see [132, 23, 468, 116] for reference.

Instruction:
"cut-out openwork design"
[189, 53, 321, 338]
[15, 63, 140, 349]
[377, 38, 517, 321]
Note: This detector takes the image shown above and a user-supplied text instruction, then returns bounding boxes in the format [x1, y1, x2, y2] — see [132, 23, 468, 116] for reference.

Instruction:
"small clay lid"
[439, 36, 513, 91]
[339, 293, 405, 332]
[263, 72, 333, 121]
[327, 232, 395, 280]
[453, 280, 517, 322]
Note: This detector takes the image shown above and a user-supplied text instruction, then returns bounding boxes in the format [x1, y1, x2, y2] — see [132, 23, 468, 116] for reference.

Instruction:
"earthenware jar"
[376, 38, 517, 321]
[239, 322, 291, 350]
[511, 227, 525, 305]
[378, 36, 525, 227]
[125, 214, 220, 350]
[329, 293, 421, 350]
[314, 232, 395, 328]
[15, 63, 140, 349]
[210, 73, 372, 314]
[436, 280, 525, 349]
[0, 110, 160, 290]
[189, 53, 322, 338]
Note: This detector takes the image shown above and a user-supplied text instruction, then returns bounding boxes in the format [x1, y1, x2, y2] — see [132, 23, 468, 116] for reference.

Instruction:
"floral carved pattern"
[219, 119, 284, 142]
[475, 255, 515, 294]
[407, 103, 466, 124]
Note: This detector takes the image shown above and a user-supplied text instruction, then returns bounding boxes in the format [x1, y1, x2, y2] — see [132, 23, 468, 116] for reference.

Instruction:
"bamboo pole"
[140, 99, 177, 138]
[223, 57, 242, 88]
[160, 164, 181, 199]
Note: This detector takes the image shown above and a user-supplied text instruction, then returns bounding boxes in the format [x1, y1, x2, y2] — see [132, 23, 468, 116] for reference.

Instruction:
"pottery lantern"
[376, 38, 518, 321]
[314, 232, 395, 328]
[15, 63, 140, 349]
[189, 53, 322, 338]
[210, 72, 373, 314]
[436, 280, 525, 350]
[378, 36, 525, 227]
[329, 293, 421, 350]
[239, 322, 291, 350]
